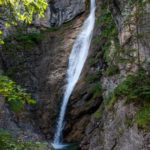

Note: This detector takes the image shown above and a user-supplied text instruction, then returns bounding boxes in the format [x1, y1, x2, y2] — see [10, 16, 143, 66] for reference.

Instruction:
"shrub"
[105, 65, 120, 76]
[0, 129, 47, 150]
[15, 32, 42, 44]
[0, 129, 16, 150]
[0, 75, 36, 112]
[106, 68, 150, 105]
[90, 82, 102, 98]
[114, 68, 150, 103]
[86, 71, 101, 83]
[4, 31, 43, 50]
[105, 68, 150, 127]
[135, 105, 150, 129]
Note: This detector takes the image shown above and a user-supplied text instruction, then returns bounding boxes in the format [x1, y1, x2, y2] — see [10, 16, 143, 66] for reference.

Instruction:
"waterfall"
[52, 0, 96, 148]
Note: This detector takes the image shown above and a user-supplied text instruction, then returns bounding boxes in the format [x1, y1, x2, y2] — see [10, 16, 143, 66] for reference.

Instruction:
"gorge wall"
[63, 0, 150, 149]
[0, 0, 150, 150]
[0, 0, 87, 146]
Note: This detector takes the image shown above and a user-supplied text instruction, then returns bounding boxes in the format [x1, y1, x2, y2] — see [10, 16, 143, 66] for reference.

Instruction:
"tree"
[0, 0, 48, 43]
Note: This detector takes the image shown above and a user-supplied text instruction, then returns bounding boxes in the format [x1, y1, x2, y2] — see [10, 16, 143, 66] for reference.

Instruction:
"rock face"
[62, 0, 150, 149]
[0, 94, 43, 141]
[87, 100, 149, 150]
[0, 0, 88, 144]
[1, 0, 86, 38]
[34, 0, 86, 27]
[0, 14, 85, 139]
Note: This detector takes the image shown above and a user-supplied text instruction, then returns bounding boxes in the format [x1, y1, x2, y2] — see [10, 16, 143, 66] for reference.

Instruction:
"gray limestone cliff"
[34, 0, 86, 27]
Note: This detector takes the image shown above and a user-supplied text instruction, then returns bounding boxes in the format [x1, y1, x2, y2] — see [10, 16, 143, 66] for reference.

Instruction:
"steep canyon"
[0, 0, 150, 150]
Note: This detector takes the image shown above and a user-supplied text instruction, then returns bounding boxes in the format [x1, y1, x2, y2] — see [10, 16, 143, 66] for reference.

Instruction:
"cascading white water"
[53, 0, 96, 148]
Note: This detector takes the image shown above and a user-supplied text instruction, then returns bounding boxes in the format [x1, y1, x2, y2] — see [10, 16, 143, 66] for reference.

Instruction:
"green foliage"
[135, 105, 150, 129]
[4, 30, 43, 49]
[0, 0, 47, 44]
[87, 52, 101, 67]
[100, 6, 118, 37]
[106, 68, 150, 105]
[95, 3, 120, 66]
[0, 75, 36, 112]
[16, 32, 43, 44]
[128, 0, 149, 6]
[0, 129, 16, 150]
[90, 82, 102, 98]
[105, 68, 150, 127]
[93, 105, 104, 119]
[105, 91, 116, 109]
[46, 27, 60, 32]
[19, 141, 47, 150]
[88, 57, 96, 66]
[86, 71, 101, 83]
[0, 0, 47, 23]
[105, 65, 120, 76]
[0, 129, 47, 150]
[114, 69, 150, 103]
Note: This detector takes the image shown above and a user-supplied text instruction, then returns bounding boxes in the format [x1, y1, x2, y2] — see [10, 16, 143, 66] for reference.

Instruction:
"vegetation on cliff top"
[0, 0, 48, 44]
[4, 28, 43, 50]
[0, 0, 47, 23]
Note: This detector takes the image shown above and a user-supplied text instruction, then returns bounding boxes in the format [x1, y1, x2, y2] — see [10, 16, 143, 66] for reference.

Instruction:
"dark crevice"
[111, 0, 122, 15]
[111, 139, 118, 150]
[64, 97, 103, 137]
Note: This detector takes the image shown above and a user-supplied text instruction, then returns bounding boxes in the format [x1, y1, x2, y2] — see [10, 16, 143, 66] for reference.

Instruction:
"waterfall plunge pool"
[51, 143, 79, 150]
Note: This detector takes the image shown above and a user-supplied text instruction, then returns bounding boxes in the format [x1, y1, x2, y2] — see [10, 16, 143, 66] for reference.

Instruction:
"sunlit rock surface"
[34, 0, 86, 27]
